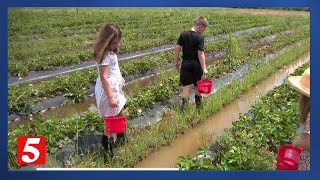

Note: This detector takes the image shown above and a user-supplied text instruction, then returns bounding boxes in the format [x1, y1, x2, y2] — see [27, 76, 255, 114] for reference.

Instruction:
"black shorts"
[179, 60, 203, 87]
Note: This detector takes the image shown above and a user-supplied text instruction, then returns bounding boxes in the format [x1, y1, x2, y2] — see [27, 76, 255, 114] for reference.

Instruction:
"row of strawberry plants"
[7, 20, 262, 77]
[9, 37, 308, 158]
[9, 20, 308, 78]
[10, 8, 307, 42]
[9, 8, 285, 42]
[7, 32, 254, 115]
[128, 28, 308, 116]
[9, 8, 306, 76]
[178, 62, 309, 170]
[8, 28, 309, 117]
[51, 39, 312, 168]
[10, 36, 310, 169]
[5, 29, 298, 116]
[124, 33, 310, 119]
[123, 24, 309, 77]
[8, 32, 288, 130]
[64, 39, 310, 168]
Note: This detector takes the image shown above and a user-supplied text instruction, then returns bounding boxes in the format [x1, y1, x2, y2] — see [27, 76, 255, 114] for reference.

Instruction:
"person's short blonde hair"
[193, 16, 208, 27]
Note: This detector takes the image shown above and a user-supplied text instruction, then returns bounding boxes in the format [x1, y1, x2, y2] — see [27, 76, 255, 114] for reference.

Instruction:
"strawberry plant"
[8, 8, 308, 76]
[8, 35, 309, 169]
[8, 27, 309, 116]
[179, 62, 310, 170]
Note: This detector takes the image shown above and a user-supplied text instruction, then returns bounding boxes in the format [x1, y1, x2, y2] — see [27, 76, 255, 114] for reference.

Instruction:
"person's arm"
[174, 45, 182, 69]
[197, 37, 207, 75]
[198, 50, 207, 74]
[293, 113, 310, 151]
[99, 65, 118, 107]
[293, 134, 310, 151]
[174, 33, 184, 70]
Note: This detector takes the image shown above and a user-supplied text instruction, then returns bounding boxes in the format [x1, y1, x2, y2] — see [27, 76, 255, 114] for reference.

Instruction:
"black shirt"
[177, 30, 205, 62]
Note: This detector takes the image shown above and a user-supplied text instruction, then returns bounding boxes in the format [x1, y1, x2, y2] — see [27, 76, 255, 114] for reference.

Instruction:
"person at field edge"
[93, 22, 127, 163]
[288, 68, 310, 170]
[174, 16, 208, 110]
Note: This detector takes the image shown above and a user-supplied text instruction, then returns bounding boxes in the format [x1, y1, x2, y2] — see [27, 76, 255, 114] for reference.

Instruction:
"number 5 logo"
[17, 136, 46, 165]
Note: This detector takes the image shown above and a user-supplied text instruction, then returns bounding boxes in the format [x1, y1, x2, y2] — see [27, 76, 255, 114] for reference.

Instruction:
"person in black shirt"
[174, 16, 208, 110]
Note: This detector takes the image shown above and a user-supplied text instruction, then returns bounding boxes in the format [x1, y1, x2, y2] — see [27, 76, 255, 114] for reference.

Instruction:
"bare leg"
[182, 84, 192, 98]
[180, 85, 192, 110]
[195, 86, 201, 96]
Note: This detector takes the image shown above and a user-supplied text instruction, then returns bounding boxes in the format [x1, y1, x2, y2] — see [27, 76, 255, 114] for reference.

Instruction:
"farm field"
[8, 8, 310, 169]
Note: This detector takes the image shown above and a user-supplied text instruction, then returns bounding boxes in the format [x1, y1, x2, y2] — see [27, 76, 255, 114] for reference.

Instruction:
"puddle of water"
[8, 98, 98, 130]
[134, 53, 309, 168]
[41, 97, 97, 118]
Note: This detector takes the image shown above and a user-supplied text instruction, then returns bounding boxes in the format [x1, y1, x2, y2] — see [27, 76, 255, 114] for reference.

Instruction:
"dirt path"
[232, 8, 309, 17]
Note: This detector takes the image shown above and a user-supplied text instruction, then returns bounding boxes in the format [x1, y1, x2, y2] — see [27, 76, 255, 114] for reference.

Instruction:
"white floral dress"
[95, 51, 126, 117]
[298, 113, 310, 170]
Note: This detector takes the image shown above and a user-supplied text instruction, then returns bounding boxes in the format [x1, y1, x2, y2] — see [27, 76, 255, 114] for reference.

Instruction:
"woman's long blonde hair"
[94, 22, 122, 64]
[299, 94, 310, 124]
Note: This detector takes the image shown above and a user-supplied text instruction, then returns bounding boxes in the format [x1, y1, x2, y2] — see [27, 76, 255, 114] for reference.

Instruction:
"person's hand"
[175, 60, 181, 70]
[203, 68, 208, 76]
[109, 97, 119, 108]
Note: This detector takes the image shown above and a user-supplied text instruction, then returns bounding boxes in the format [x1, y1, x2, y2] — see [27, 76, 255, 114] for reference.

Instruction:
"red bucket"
[104, 116, 127, 134]
[277, 144, 302, 170]
[197, 80, 213, 94]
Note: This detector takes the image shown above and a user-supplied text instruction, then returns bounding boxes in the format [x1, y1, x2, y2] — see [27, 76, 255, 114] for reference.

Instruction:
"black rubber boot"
[195, 95, 202, 109]
[114, 132, 126, 147]
[101, 135, 114, 164]
[180, 97, 189, 111]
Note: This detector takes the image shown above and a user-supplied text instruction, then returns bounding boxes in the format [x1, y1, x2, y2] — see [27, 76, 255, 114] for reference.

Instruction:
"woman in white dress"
[93, 22, 126, 163]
